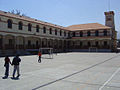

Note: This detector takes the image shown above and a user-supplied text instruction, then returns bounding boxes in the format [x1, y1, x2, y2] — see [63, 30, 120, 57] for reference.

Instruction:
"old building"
[0, 10, 117, 55]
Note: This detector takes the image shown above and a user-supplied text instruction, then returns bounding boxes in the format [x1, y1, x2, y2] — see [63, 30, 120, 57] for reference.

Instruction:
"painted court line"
[32, 55, 120, 90]
[99, 67, 120, 90]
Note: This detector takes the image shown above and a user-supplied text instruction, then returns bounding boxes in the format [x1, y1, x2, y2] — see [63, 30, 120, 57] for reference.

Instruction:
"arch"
[16, 36, 24, 49]
[7, 19, 12, 29]
[4, 35, 14, 49]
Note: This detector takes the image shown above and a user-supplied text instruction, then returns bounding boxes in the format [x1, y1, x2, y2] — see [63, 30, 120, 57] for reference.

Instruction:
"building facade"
[0, 10, 117, 56]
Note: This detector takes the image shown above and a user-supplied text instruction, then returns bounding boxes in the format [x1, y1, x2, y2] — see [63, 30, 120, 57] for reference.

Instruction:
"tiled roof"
[0, 10, 68, 30]
[66, 23, 111, 31]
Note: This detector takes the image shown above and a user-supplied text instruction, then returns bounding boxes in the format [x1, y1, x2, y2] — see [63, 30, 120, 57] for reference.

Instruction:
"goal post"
[39, 48, 53, 59]
[89, 47, 98, 52]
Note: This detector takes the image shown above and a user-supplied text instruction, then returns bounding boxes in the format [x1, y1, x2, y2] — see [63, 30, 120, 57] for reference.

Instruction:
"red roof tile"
[66, 23, 111, 31]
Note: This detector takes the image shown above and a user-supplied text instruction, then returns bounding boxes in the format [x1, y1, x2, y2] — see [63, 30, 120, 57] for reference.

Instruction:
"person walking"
[3, 56, 11, 79]
[38, 52, 42, 63]
[11, 55, 21, 78]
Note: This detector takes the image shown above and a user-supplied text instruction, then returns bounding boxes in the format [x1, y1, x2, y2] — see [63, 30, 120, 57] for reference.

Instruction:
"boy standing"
[38, 52, 41, 63]
[12, 55, 21, 78]
[3, 56, 11, 79]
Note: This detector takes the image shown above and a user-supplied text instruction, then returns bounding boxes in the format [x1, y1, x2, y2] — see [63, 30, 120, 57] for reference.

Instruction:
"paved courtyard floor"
[0, 52, 120, 90]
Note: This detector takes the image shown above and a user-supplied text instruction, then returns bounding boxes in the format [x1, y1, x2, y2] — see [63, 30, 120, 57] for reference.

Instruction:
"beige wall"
[0, 15, 69, 39]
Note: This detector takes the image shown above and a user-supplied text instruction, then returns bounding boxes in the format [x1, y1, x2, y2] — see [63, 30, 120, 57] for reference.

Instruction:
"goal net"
[39, 48, 53, 59]
[89, 47, 97, 52]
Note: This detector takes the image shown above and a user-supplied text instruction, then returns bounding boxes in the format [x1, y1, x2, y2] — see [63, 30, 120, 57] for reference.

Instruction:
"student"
[38, 52, 42, 63]
[12, 55, 21, 78]
[3, 56, 11, 79]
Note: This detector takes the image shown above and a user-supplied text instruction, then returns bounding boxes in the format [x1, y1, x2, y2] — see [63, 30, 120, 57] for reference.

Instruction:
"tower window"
[106, 16, 112, 21]
[7, 19, 12, 29]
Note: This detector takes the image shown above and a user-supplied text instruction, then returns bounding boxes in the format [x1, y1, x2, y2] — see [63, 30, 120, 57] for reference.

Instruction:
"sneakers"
[17, 74, 20, 78]
[2, 76, 8, 79]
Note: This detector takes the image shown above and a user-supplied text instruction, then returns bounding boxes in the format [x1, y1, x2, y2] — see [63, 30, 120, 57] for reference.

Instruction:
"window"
[95, 30, 99, 36]
[95, 41, 98, 46]
[43, 27, 46, 33]
[36, 25, 39, 32]
[60, 30, 62, 36]
[7, 19, 12, 29]
[28, 23, 32, 31]
[104, 41, 107, 46]
[88, 42, 91, 46]
[36, 41, 38, 46]
[80, 31, 83, 37]
[73, 32, 75, 37]
[87, 31, 91, 36]
[18, 21, 23, 30]
[64, 31, 66, 36]
[28, 40, 31, 45]
[80, 42, 82, 46]
[106, 16, 112, 21]
[68, 32, 70, 37]
[49, 28, 52, 34]
[9, 39, 13, 45]
[104, 30, 107, 36]
[55, 29, 57, 35]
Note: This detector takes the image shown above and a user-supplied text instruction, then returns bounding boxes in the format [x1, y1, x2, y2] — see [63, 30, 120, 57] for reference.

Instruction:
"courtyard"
[0, 52, 120, 90]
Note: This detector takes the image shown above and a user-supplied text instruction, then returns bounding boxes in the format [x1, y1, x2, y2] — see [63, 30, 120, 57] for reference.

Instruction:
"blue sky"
[0, 0, 120, 38]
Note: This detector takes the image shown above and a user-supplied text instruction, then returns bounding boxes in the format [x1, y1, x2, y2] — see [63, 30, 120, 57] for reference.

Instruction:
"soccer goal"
[39, 48, 53, 59]
[89, 47, 98, 52]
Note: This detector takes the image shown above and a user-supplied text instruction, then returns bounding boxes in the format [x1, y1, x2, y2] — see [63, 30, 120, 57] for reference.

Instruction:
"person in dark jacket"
[3, 56, 11, 79]
[12, 55, 21, 78]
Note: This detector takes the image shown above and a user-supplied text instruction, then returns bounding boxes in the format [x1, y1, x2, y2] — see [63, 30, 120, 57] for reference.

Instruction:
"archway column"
[2, 35, 5, 51]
